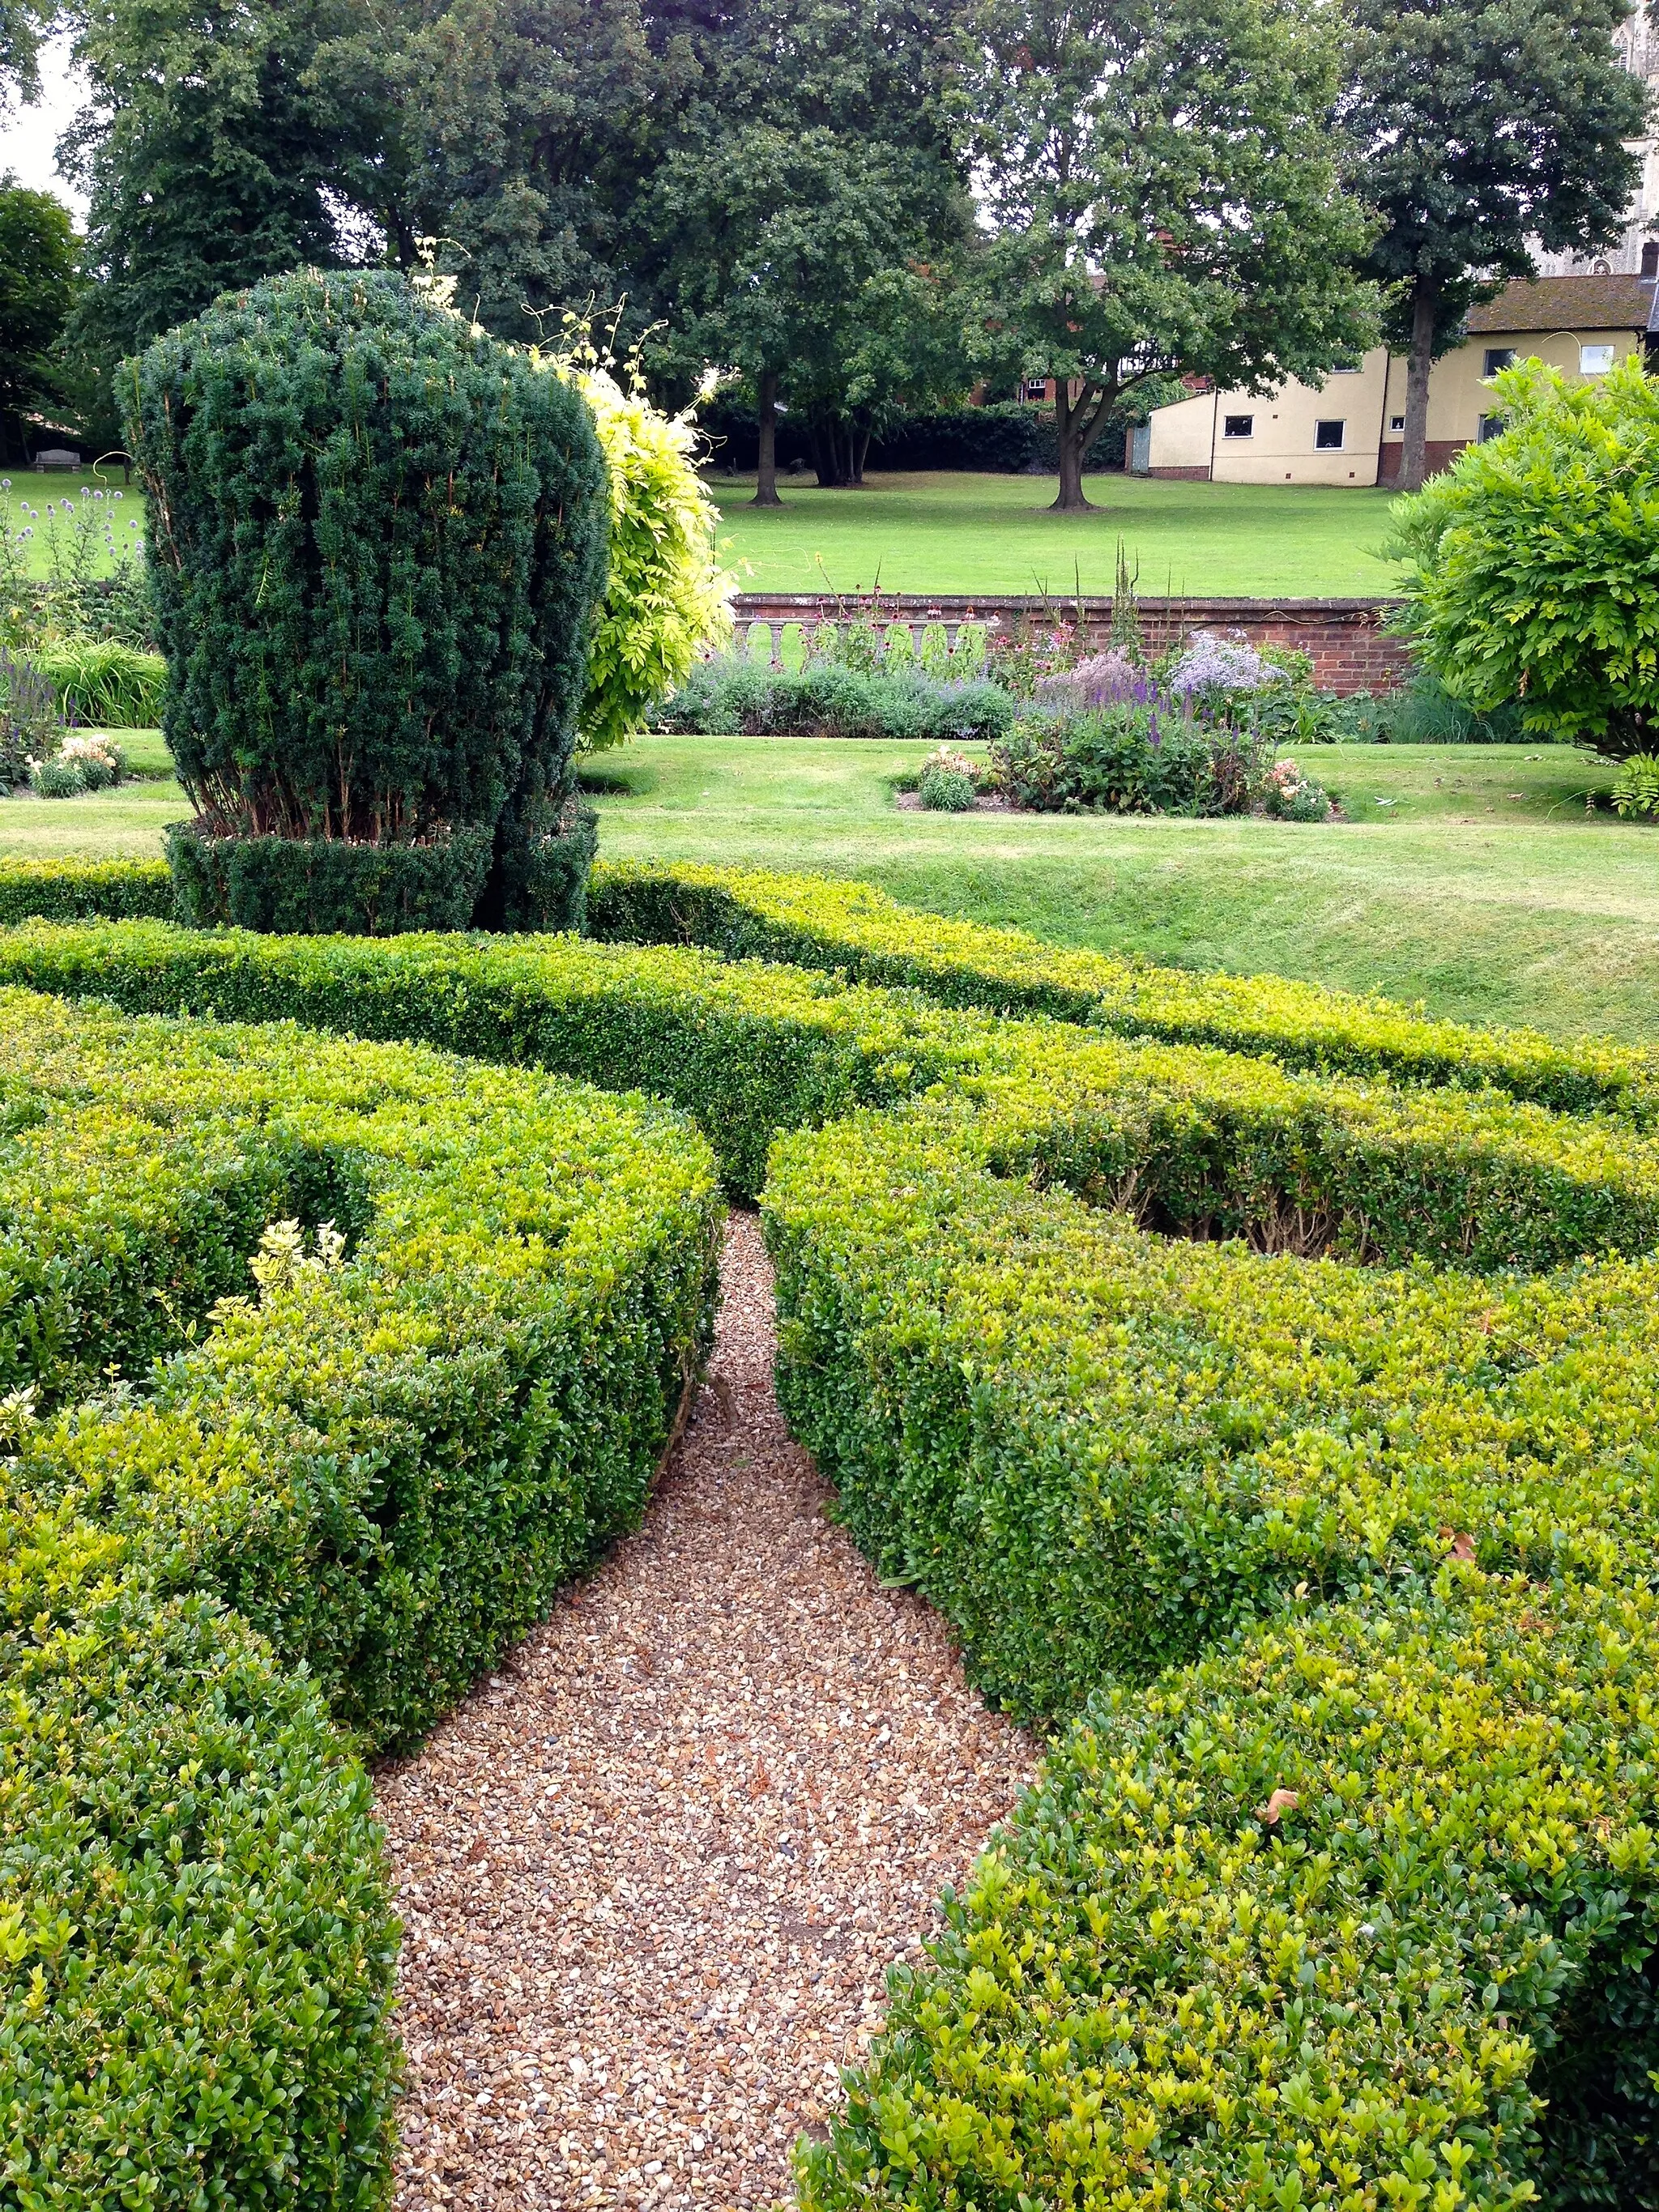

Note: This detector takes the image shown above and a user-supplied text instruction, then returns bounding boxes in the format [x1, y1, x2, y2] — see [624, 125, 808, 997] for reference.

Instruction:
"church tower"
[1536, 11, 1659, 276]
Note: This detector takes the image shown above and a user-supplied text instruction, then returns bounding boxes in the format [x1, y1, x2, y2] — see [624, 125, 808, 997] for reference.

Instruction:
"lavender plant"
[0, 649, 68, 794]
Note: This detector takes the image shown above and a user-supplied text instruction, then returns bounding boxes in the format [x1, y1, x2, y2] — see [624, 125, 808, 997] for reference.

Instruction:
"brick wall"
[730, 592, 1413, 696]
[1376, 441, 1468, 484]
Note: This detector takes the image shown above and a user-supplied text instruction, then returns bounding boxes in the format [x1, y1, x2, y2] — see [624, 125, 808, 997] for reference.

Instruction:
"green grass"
[582, 736, 1657, 1047]
[710, 471, 1405, 598]
[0, 728, 181, 855]
[2, 467, 147, 577]
[7, 729, 1655, 1047]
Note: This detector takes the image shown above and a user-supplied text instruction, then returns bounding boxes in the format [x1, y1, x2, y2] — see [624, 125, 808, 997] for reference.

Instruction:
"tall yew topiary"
[126, 267, 610, 932]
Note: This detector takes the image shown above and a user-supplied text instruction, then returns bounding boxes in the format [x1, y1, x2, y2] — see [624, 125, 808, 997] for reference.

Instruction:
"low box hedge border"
[7, 863, 1659, 2208]
[1, 989, 722, 2206]
[7, 851, 1655, 1132]
[2, 917, 1658, 1274]
[0, 855, 175, 927]
[587, 861, 1659, 1125]
[763, 1102, 1659, 2211]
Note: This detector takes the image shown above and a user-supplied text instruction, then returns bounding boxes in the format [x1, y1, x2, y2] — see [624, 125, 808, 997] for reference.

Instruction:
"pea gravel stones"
[377, 1213, 1034, 2210]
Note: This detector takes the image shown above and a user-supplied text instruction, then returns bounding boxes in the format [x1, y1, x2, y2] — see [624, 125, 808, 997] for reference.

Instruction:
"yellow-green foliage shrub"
[10, 863, 1659, 2208]
[536, 358, 733, 749]
[587, 860, 1659, 1119]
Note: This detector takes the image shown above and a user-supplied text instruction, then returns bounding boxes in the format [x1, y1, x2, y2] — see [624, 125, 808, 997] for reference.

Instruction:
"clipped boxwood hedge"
[764, 1101, 1659, 2210]
[0, 854, 175, 926]
[588, 860, 1659, 1123]
[0, 987, 720, 2205]
[2, 918, 1658, 1274]
[8, 860, 1659, 2207]
[7, 850, 1654, 1127]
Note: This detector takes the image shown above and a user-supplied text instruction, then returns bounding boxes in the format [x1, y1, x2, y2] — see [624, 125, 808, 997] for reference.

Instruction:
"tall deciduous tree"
[962, 0, 1378, 511]
[1342, 0, 1648, 495]
[63, 0, 387, 357]
[649, 126, 968, 503]
[642, 0, 970, 503]
[0, 1, 53, 108]
[339, 0, 676, 342]
[0, 178, 76, 456]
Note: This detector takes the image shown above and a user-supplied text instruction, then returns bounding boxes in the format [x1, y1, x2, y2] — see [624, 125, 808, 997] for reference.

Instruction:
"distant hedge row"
[0, 991, 719, 2204]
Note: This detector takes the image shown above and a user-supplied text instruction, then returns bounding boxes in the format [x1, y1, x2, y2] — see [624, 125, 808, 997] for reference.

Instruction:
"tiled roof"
[1465, 274, 1657, 335]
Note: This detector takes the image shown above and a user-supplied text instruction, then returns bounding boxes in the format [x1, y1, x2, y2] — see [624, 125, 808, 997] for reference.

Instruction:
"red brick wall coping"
[730, 591, 1412, 697]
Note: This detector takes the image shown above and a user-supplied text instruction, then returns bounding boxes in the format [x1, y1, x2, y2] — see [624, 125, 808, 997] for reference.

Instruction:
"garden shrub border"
[587, 861, 1659, 1122]
[1, 991, 722, 2206]
[2, 916, 1658, 1272]
[5, 861, 1659, 2206]
[3, 851, 1652, 1126]
[765, 1101, 1659, 2211]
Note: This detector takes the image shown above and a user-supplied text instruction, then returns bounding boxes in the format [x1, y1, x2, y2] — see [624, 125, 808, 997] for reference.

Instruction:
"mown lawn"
[6, 729, 1653, 1047]
[710, 471, 1404, 598]
[585, 735, 1655, 1046]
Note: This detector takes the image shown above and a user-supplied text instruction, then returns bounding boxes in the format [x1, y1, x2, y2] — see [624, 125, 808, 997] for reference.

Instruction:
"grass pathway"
[377, 1213, 1035, 2211]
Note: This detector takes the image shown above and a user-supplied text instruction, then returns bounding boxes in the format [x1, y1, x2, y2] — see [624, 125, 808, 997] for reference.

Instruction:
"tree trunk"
[1399, 284, 1437, 495]
[812, 421, 850, 487]
[1051, 381, 1096, 512]
[753, 370, 782, 506]
[851, 422, 872, 484]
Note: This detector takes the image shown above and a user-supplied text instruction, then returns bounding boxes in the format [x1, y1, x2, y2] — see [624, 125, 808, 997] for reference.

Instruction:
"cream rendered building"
[1136, 273, 1657, 485]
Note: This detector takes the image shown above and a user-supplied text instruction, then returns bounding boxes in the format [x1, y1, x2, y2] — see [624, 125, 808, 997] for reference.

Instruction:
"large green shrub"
[1390, 356, 1659, 755]
[124, 268, 610, 929]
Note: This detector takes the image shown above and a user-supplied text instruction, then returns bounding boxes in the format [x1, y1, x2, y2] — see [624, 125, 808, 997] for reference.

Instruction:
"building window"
[1222, 413, 1254, 439]
[1328, 361, 1363, 375]
[1389, 415, 1405, 431]
[1478, 412, 1508, 443]
[1644, 241, 1659, 279]
[1313, 420, 1345, 450]
[1580, 343, 1616, 374]
[1483, 347, 1516, 377]
[1023, 378, 1048, 401]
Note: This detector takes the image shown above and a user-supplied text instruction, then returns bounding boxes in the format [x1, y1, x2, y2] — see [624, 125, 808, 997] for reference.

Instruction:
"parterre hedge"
[588, 861, 1659, 1122]
[765, 1102, 1659, 2211]
[6, 861, 1659, 2210]
[7, 851, 1653, 1127]
[0, 855, 175, 927]
[0, 988, 720, 2206]
[2, 918, 1657, 1272]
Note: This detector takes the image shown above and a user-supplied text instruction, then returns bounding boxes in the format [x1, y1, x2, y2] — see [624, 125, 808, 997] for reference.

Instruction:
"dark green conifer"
[126, 267, 609, 931]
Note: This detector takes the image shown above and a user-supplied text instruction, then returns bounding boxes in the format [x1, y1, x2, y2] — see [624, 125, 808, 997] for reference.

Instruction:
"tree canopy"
[63, 0, 388, 358]
[959, 0, 1380, 509]
[0, 177, 76, 450]
[1341, 0, 1648, 492]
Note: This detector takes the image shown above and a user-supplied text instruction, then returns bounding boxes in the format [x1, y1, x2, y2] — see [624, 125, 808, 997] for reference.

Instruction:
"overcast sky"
[0, 34, 90, 221]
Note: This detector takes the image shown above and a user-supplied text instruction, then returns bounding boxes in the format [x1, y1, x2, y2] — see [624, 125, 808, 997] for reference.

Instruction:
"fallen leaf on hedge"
[1440, 1526, 1476, 1561]
[1256, 1788, 1299, 1824]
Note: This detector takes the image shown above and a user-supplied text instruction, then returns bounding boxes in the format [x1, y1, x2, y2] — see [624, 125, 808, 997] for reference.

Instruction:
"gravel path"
[377, 1211, 1037, 2212]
